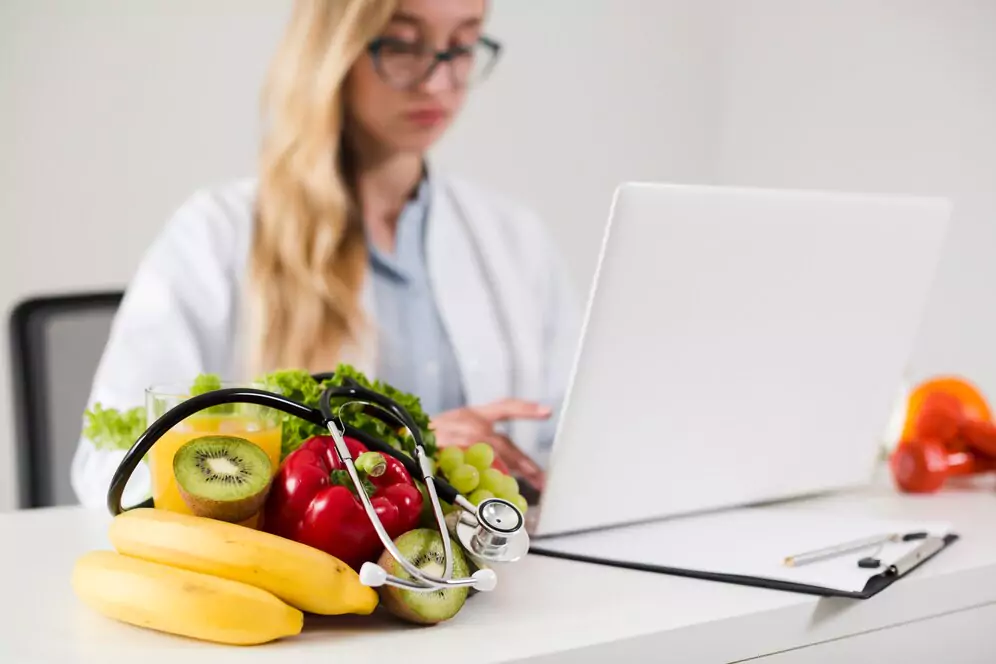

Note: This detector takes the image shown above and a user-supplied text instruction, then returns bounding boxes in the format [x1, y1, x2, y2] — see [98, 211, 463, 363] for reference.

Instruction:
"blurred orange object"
[899, 376, 992, 447]
[911, 391, 963, 444]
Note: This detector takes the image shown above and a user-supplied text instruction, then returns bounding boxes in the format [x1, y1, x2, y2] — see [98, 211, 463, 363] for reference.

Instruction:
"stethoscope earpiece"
[359, 562, 499, 592]
[359, 562, 389, 587]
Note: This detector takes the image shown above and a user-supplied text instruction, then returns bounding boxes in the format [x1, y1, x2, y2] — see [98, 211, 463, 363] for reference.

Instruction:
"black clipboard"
[529, 533, 958, 599]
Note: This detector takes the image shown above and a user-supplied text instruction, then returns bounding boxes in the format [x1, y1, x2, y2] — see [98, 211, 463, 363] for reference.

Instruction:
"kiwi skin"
[377, 528, 470, 625]
[172, 436, 273, 523]
[178, 481, 271, 523]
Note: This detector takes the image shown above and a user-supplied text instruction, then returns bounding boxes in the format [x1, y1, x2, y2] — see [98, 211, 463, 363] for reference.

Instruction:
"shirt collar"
[367, 173, 432, 283]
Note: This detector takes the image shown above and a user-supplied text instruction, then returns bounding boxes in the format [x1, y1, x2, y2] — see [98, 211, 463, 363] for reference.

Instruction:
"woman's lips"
[406, 108, 448, 128]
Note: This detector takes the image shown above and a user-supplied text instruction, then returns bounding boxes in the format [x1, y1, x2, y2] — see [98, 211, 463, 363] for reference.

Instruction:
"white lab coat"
[70, 169, 583, 509]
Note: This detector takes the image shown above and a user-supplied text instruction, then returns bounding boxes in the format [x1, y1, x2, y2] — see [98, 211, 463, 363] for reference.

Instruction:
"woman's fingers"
[472, 399, 552, 423]
[484, 434, 547, 493]
[428, 402, 550, 491]
[430, 411, 493, 447]
[432, 429, 477, 450]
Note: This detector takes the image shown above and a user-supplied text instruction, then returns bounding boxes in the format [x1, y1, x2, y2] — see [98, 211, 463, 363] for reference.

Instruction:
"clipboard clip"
[885, 535, 946, 577]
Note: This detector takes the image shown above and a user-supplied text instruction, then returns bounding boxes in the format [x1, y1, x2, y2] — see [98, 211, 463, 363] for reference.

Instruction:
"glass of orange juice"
[146, 383, 282, 528]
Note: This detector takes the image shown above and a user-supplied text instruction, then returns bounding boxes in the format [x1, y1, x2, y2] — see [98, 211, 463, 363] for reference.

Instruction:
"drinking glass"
[145, 383, 282, 525]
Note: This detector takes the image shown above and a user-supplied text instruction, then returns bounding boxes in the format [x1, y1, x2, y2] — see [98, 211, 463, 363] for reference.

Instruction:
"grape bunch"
[436, 443, 529, 514]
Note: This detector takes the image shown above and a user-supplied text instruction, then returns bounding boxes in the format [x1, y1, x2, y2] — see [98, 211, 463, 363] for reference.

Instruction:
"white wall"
[5, 1, 995, 512]
[0, 0, 718, 511]
[712, 0, 996, 392]
[435, 0, 720, 283]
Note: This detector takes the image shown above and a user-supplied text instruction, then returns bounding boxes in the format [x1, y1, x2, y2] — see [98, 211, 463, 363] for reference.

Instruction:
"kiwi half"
[172, 435, 273, 523]
[378, 528, 470, 625]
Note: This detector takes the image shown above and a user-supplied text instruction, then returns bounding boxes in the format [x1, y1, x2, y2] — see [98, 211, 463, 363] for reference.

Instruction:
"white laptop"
[532, 182, 952, 539]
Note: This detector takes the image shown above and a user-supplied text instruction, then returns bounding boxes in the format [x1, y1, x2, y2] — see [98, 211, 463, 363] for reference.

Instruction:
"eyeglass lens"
[374, 39, 499, 90]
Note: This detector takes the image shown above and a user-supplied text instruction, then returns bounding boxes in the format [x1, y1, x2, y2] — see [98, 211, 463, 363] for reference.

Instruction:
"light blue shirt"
[367, 177, 467, 416]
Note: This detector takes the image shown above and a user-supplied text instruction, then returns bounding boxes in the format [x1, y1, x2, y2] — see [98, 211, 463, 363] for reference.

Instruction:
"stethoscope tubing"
[316, 382, 468, 586]
[106, 383, 460, 515]
[104, 378, 490, 591]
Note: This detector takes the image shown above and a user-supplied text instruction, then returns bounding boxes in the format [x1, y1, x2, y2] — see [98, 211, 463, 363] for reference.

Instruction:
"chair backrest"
[9, 291, 123, 508]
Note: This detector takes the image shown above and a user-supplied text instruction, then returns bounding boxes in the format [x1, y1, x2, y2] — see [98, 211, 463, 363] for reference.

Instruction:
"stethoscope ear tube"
[105, 383, 459, 515]
[317, 381, 459, 505]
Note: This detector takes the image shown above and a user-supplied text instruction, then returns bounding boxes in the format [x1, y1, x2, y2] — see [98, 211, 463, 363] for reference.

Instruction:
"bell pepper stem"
[356, 451, 387, 477]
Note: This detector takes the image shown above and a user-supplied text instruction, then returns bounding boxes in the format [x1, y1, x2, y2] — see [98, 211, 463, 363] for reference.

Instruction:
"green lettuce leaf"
[82, 403, 147, 452]
[258, 364, 437, 460]
[257, 369, 329, 458]
[78, 365, 436, 463]
[189, 372, 233, 415]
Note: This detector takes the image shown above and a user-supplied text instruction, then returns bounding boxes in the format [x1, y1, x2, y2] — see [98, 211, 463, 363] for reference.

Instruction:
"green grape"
[465, 442, 495, 471]
[497, 474, 519, 500]
[510, 493, 529, 514]
[468, 489, 495, 506]
[479, 468, 505, 494]
[449, 464, 480, 494]
[438, 447, 464, 476]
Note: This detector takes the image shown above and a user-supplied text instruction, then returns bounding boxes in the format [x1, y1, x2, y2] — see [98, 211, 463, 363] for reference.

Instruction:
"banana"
[108, 508, 379, 616]
[72, 550, 303, 646]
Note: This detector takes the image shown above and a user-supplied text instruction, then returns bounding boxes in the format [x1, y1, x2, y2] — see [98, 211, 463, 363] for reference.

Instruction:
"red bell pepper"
[263, 435, 423, 571]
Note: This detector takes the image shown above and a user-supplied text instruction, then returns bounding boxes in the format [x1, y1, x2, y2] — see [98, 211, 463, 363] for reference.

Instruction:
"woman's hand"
[431, 399, 550, 491]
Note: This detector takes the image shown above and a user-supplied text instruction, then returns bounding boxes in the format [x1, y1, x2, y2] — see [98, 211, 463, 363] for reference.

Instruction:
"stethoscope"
[106, 373, 531, 594]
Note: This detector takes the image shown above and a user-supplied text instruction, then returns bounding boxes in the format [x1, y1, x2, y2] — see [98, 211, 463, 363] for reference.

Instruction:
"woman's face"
[344, 0, 490, 157]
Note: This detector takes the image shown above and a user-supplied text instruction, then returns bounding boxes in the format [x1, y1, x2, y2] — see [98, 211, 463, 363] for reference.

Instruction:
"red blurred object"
[890, 438, 996, 493]
[960, 419, 996, 458]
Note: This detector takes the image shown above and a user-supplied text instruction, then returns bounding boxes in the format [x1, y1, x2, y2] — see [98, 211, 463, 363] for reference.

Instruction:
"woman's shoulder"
[433, 171, 557, 253]
[437, 172, 539, 221]
[145, 178, 259, 271]
[163, 178, 259, 238]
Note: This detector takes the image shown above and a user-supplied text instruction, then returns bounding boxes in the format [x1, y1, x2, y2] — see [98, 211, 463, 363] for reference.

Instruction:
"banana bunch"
[72, 508, 380, 646]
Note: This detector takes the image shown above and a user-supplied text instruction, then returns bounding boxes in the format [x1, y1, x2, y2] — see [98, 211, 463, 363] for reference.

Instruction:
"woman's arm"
[70, 186, 246, 509]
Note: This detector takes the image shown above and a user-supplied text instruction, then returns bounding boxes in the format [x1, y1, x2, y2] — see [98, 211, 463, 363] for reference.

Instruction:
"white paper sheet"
[531, 505, 951, 593]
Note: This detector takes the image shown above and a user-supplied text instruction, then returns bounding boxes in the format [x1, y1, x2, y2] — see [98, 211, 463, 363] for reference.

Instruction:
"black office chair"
[9, 291, 123, 508]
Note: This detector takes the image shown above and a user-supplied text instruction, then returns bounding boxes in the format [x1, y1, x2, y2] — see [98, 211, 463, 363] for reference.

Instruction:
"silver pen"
[783, 531, 930, 567]
[783, 533, 901, 567]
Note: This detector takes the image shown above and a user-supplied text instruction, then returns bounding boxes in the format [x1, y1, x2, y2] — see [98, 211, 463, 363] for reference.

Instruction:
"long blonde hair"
[249, 0, 397, 375]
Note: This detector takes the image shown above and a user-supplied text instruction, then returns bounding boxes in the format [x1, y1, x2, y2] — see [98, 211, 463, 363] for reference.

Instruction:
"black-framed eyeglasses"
[367, 35, 502, 91]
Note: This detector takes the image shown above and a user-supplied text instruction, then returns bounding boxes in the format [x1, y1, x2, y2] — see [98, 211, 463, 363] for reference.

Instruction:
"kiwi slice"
[172, 435, 273, 523]
[378, 528, 470, 625]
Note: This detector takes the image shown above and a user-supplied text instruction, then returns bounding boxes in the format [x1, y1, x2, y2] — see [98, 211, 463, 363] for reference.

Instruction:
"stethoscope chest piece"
[457, 498, 531, 565]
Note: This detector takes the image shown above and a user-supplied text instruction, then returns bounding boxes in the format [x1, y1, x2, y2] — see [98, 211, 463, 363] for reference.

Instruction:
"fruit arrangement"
[74, 365, 535, 645]
[889, 375, 996, 493]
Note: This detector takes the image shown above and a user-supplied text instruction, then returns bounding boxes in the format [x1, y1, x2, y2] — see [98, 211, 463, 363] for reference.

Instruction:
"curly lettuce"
[82, 403, 147, 452]
[259, 364, 437, 460]
[80, 364, 435, 462]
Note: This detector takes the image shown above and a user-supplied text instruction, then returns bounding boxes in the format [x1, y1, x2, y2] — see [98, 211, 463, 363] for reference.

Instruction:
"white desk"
[3, 477, 996, 664]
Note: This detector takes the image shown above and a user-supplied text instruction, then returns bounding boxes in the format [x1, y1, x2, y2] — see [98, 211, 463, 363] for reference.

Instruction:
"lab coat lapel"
[425, 177, 510, 409]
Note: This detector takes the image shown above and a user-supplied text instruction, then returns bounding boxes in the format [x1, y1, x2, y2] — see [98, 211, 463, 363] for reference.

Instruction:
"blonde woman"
[70, 0, 581, 509]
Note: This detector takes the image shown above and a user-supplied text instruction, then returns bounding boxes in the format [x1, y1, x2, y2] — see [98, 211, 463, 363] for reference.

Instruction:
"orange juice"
[148, 413, 282, 527]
